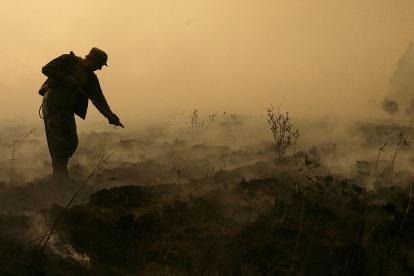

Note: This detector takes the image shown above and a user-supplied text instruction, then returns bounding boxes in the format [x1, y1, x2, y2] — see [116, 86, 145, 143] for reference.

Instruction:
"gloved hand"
[107, 113, 124, 127]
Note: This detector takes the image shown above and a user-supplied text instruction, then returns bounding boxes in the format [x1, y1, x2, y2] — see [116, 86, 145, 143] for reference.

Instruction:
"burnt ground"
[1, 116, 414, 275]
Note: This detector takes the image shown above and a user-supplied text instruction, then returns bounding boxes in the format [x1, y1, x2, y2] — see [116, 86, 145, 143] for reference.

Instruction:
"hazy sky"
[1, 0, 414, 121]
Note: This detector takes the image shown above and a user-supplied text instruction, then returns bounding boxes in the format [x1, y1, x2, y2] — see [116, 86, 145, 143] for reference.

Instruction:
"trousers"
[42, 96, 78, 178]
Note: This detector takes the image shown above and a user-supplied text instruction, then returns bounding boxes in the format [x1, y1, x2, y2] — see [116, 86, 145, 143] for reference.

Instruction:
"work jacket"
[39, 51, 113, 119]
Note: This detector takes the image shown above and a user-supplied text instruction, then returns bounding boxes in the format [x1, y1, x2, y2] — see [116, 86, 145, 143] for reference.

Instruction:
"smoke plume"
[384, 43, 414, 116]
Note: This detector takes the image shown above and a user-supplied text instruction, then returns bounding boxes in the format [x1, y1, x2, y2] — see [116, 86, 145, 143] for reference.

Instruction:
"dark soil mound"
[26, 177, 414, 275]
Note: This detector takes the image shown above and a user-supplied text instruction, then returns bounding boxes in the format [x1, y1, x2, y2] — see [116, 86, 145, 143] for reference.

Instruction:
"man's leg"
[51, 156, 69, 178]
[43, 105, 78, 179]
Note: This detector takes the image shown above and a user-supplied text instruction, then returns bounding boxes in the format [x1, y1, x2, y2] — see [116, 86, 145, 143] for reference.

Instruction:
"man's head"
[84, 47, 108, 71]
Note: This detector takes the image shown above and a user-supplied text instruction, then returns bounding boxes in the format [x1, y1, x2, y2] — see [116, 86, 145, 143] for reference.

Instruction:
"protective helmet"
[87, 47, 108, 66]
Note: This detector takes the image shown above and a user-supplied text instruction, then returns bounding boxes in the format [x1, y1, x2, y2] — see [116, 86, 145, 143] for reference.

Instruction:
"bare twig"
[291, 195, 305, 272]
[33, 153, 113, 268]
[292, 129, 300, 155]
[266, 106, 299, 161]
[390, 132, 409, 178]
[390, 181, 413, 254]
[302, 215, 321, 272]
[10, 142, 16, 182]
[362, 221, 381, 247]
[374, 141, 387, 175]
[177, 169, 181, 185]
[9, 128, 37, 182]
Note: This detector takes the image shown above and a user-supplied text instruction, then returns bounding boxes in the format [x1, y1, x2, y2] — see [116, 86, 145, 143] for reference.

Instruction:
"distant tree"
[191, 108, 198, 129]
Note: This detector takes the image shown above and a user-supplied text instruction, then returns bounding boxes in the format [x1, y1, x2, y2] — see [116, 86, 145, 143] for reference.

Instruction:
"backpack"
[38, 51, 77, 96]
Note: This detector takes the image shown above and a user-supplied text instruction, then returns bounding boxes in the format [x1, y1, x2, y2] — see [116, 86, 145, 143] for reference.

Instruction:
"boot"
[52, 157, 70, 180]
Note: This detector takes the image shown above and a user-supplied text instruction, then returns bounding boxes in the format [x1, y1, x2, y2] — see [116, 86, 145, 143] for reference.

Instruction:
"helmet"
[87, 47, 108, 66]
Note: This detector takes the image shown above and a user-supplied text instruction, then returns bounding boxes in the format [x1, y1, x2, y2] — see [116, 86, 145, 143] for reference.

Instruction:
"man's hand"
[107, 113, 124, 128]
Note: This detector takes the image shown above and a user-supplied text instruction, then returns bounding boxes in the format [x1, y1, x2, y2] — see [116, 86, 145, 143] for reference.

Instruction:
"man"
[39, 47, 123, 179]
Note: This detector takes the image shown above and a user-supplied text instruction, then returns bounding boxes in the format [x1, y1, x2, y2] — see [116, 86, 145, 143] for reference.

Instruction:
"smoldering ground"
[3, 113, 413, 186]
[2, 111, 414, 275]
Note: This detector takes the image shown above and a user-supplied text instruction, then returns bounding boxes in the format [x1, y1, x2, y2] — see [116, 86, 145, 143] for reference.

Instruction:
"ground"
[0, 114, 414, 275]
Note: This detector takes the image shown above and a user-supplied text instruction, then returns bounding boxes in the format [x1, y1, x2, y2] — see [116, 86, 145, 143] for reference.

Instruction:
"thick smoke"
[384, 43, 414, 117]
[405, 98, 414, 117]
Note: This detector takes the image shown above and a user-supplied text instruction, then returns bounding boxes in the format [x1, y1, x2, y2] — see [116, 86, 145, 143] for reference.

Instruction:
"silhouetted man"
[39, 47, 123, 179]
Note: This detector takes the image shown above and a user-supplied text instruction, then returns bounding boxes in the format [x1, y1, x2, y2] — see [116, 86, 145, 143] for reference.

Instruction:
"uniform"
[40, 49, 118, 178]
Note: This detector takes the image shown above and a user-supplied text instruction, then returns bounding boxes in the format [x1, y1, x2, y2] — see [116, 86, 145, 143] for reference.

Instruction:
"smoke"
[390, 43, 414, 99]
[405, 98, 414, 117]
[384, 43, 414, 117]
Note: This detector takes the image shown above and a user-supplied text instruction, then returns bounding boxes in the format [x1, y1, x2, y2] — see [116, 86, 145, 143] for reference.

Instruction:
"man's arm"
[87, 74, 123, 127]
[42, 53, 77, 85]
[87, 74, 113, 116]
